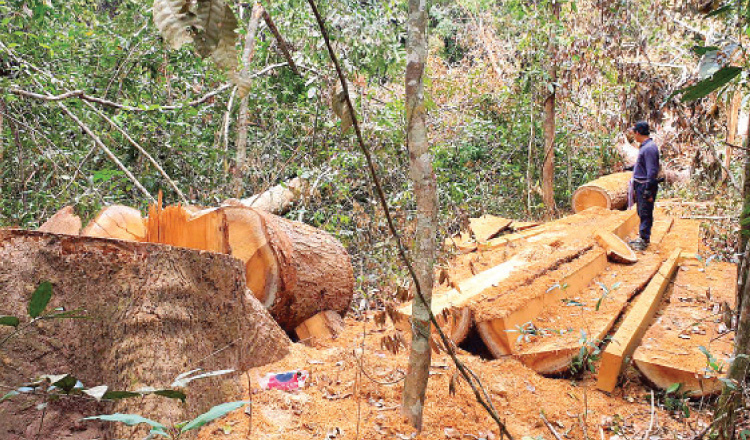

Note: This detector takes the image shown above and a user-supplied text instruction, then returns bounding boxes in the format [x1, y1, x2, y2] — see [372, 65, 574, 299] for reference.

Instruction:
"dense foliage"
[0, 0, 734, 306]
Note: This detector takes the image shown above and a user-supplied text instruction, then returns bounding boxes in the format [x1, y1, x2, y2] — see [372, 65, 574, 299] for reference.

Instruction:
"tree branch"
[304, 0, 513, 438]
[260, 7, 301, 77]
[57, 102, 157, 203]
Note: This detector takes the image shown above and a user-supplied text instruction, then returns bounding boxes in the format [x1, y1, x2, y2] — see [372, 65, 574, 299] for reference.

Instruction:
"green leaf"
[52, 375, 78, 393]
[153, 389, 187, 402]
[1, 390, 20, 402]
[707, 4, 733, 17]
[719, 377, 738, 390]
[83, 414, 166, 430]
[28, 281, 53, 318]
[0, 316, 20, 327]
[181, 401, 248, 432]
[692, 45, 720, 55]
[698, 345, 711, 358]
[101, 390, 141, 400]
[679, 67, 742, 102]
[666, 382, 681, 394]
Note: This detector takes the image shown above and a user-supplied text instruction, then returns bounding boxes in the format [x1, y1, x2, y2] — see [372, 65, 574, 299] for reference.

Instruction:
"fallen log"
[632, 257, 736, 396]
[571, 172, 632, 213]
[220, 206, 353, 332]
[0, 229, 289, 439]
[229, 176, 308, 214]
[515, 254, 662, 374]
[596, 249, 681, 393]
[38, 206, 81, 235]
[81, 205, 146, 241]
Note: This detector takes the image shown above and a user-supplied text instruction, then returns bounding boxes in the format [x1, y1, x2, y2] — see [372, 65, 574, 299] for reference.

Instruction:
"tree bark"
[401, 0, 437, 431]
[725, 91, 741, 177]
[542, 0, 560, 216]
[233, 3, 264, 196]
[0, 229, 289, 439]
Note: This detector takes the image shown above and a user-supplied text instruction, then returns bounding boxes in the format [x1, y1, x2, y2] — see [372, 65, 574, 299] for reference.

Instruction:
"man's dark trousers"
[633, 181, 657, 243]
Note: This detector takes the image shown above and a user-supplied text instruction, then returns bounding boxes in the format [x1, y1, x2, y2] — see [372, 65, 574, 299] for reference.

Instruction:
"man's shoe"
[628, 238, 647, 251]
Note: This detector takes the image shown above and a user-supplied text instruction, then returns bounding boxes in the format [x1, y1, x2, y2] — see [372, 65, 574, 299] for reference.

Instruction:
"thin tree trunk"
[726, 91, 741, 178]
[233, 3, 264, 196]
[401, 0, 436, 431]
[542, 0, 560, 216]
[527, 100, 535, 215]
[738, 129, 750, 314]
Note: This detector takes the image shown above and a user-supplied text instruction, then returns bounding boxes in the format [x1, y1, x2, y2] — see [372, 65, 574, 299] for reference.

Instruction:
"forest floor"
[197, 201, 732, 440]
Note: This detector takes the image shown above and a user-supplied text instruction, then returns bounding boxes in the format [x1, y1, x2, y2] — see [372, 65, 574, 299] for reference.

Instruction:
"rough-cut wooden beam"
[469, 215, 513, 243]
[477, 250, 608, 357]
[516, 254, 662, 375]
[476, 226, 547, 251]
[649, 216, 674, 245]
[395, 255, 529, 344]
[295, 310, 345, 346]
[596, 248, 682, 393]
[38, 206, 81, 235]
[632, 258, 736, 396]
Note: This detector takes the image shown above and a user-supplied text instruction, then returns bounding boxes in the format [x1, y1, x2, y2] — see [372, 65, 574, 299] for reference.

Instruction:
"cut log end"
[38, 206, 82, 235]
[571, 172, 633, 213]
[81, 205, 146, 241]
[594, 230, 637, 264]
[295, 310, 345, 346]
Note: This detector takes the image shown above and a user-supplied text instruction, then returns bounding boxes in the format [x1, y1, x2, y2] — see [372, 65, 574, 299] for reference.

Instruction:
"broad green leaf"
[28, 281, 53, 318]
[52, 375, 78, 393]
[83, 414, 166, 430]
[679, 67, 742, 102]
[181, 401, 248, 432]
[101, 390, 141, 400]
[0, 316, 20, 327]
[666, 382, 681, 394]
[692, 45, 719, 55]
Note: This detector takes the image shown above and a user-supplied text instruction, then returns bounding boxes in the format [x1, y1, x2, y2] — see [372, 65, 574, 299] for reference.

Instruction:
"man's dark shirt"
[633, 138, 660, 187]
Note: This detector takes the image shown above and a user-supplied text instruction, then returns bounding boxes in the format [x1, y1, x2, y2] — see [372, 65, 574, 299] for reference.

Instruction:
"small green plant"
[85, 400, 249, 439]
[569, 331, 606, 376]
[699, 345, 725, 375]
[595, 281, 620, 311]
[662, 383, 690, 418]
[0, 281, 87, 348]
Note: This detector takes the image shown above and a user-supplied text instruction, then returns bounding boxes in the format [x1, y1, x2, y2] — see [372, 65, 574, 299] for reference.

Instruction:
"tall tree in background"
[401, 0, 437, 431]
[233, 2, 264, 196]
[542, 0, 560, 216]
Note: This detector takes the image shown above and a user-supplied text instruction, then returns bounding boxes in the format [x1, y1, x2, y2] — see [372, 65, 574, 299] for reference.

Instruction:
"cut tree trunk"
[0, 229, 290, 440]
[38, 206, 82, 235]
[468, 215, 512, 243]
[571, 172, 633, 213]
[218, 206, 354, 332]
[81, 205, 147, 241]
[231, 176, 308, 214]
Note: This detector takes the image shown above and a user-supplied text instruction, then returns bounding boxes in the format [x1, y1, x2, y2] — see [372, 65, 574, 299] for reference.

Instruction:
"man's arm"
[644, 147, 659, 199]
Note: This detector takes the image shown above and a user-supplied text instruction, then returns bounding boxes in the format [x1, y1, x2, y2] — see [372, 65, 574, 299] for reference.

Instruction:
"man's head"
[630, 121, 651, 144]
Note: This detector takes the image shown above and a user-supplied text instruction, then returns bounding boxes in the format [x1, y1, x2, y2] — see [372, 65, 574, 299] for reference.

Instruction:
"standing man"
[629, 121, 660, 251]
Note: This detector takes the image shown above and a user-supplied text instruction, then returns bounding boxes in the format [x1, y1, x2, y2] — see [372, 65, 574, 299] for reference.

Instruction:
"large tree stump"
[571, 172, 632, 213]
[0, 230, 290, 439]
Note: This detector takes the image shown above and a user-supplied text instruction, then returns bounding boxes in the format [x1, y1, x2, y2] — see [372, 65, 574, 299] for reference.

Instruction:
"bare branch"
[261, 8, 301, 77]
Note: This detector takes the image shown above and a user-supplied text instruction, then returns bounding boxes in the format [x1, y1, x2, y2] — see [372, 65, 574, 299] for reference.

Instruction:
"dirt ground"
[196, 203, 729, 440]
